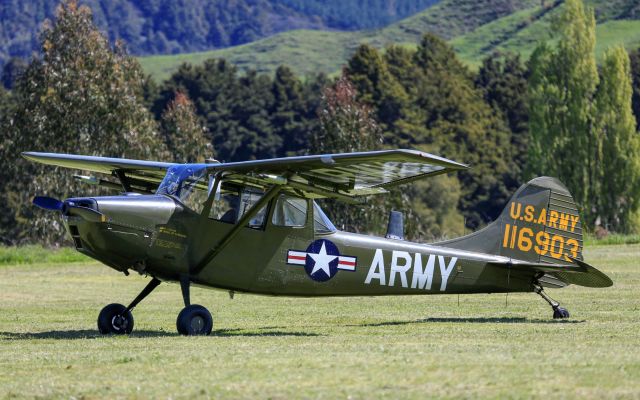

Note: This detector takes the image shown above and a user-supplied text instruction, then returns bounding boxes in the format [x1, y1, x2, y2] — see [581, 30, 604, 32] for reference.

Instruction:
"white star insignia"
[308, 242, 337, 277]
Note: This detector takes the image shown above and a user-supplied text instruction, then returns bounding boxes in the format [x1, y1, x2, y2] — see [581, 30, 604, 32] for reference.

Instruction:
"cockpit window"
[313, 201, 336, 234]
[157, 164, 209, 212]
[209, 185, 267, 228]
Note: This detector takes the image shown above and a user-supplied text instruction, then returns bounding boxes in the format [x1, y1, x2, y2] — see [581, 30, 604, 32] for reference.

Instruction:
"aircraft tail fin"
[438, 176, 583, 264]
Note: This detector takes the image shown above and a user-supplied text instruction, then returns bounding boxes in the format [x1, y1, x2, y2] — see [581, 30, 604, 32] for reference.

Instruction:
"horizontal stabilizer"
[490, 258, 613, 288]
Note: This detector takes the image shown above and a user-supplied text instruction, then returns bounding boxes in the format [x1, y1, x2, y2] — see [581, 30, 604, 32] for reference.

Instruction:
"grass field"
[0, 244, 638, 398]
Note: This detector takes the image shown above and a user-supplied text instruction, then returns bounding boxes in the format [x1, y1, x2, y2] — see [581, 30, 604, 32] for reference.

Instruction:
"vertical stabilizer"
[437, 177, 583, 264]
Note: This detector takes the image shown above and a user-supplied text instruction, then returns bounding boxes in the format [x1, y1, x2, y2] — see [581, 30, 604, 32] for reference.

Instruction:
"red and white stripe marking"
[286, 250, 357, 271]
[337, 256, 356, 271]
[286, 250, 307, 266]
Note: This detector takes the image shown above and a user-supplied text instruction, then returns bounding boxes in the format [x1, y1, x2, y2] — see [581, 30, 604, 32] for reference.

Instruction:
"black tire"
[176, 304, 213, 336]
[98, 303, 134, 334]
[553, 306, 570, 319]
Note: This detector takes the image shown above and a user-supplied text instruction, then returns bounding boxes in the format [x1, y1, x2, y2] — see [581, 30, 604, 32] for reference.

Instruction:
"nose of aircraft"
[34, 194, 181, 273]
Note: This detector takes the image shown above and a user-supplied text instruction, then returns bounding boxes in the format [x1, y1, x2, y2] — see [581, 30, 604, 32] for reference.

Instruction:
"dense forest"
[1, 0, 640, 247]
[0, 0, 439, 70]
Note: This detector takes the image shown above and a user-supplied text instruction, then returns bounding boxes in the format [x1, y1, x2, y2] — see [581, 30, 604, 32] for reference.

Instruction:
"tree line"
[1, 0, 639, 247]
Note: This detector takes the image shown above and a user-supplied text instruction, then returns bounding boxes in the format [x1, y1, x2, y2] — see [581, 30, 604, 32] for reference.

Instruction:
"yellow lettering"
[517, 228, 533, 252]
[536, 208, 547, 226]
[565, 238, 579, 261]
[502, 224, 511, 248]
[549, 235, 564, 259]
[510, 225, 518, 249]
[524, 206, 535, 222]
[569, 215, 580, 232]
[510, 202, 522, 219]
[558, 213, 570, 231]
[534, 231, 550, 255]
[548, 211, 559, 229]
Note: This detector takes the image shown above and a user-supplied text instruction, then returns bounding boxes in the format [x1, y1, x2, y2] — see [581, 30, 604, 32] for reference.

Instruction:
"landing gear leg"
[97, 277, 161, 334]
[533, 283, 570, 319]
[176, 275, 213, 336]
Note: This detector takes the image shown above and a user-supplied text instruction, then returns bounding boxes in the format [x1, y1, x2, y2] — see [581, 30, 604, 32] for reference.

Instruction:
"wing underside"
[206, 150, 468, 201]
[22, 149, 468, 200]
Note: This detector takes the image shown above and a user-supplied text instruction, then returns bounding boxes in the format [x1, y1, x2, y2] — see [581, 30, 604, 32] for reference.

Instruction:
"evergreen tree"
[411, 34, 512, 230]
[2, 0, 164, 244]
[595, 46, 640, 232]
[158, 59, 283, 162]
[346, 44, 408, 143]
[476, 52, 529, 188]
[161, 91, 212, 163]
[528, 0, 599, 225]
[270, 66, 309, 156]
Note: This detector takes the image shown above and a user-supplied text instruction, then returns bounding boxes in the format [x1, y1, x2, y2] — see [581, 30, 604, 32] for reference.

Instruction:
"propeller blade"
[33, 196, 64, 211]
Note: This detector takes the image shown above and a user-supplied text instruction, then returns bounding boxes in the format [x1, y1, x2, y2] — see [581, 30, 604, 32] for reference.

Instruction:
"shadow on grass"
[0, 327, 321, 340]
[0, 329, 177, 340]
[214, 328, 321, 337]
[354, 317, 586, 327]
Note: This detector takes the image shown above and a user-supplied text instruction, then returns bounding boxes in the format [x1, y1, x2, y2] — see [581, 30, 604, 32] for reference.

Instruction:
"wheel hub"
[190, 316, 205, 332]
[112, 314, 128, 331]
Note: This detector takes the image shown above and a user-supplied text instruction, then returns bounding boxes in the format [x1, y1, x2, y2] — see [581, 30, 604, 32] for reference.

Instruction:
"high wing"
[206, 150, 468, 202]
[22, 149, 467, 200]
[22, 152, 177, 194]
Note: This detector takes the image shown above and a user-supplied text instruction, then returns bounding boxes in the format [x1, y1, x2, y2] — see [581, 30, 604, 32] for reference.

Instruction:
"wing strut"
[190, 185, 282, 276]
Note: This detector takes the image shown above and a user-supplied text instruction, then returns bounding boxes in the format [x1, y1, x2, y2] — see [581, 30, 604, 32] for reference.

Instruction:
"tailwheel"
[98, 303, 134, 334]
[533, 282, 570, 320]
[177, 304, 213, 336]
[552, 306, 570, 319]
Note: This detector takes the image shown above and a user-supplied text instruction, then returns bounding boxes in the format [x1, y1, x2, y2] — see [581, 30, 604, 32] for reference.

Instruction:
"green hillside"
[140, 0, 540, 80]
[452, 1, 640, 67]
[140, 0, 640, 81]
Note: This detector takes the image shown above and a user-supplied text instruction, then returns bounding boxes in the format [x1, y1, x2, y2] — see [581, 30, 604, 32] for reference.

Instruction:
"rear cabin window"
[272, 195, 307, 227]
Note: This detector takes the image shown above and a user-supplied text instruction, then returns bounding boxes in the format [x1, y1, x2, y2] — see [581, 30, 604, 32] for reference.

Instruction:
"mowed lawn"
[0, 245, 638, 399]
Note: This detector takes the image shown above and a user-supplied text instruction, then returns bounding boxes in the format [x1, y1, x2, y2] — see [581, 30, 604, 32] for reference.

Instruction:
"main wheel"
[553, 306, 570, 319]
[176, 304, 213, 336]
[98, 303, 134, 334]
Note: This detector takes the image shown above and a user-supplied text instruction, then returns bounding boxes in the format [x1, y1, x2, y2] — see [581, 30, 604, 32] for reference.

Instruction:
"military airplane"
[23, 149, 613, 335]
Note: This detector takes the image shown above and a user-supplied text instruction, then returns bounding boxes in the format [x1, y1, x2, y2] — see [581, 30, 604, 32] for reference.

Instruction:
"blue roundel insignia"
[286, 239, 357, 282]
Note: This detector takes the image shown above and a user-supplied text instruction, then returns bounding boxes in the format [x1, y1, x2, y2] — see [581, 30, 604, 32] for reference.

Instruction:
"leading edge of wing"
[204, 149, 469, 173]
[21, 152, 177, 174]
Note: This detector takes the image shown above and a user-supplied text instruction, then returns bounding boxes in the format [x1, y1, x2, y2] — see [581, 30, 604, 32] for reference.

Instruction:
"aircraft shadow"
[354, 317, 586, 327]
[214, 328, 321, 337]
[0, 329, 177, 340]
[0, 328, 321, 340]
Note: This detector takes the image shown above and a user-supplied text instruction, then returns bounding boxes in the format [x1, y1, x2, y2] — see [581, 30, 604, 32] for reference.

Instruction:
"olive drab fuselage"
[67, 194, 533, 297]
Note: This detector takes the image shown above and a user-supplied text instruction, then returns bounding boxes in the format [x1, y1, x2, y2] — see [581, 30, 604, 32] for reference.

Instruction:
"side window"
[240, 189, 267, 228]
[209, 185, 267, 228]
[272, 195, 307, 227]
[209, 188, 240, 223]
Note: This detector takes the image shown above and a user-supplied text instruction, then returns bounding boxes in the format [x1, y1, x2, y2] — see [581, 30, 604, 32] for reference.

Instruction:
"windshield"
[156, 165, 209, 211]
[313, 201, 336, 233]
